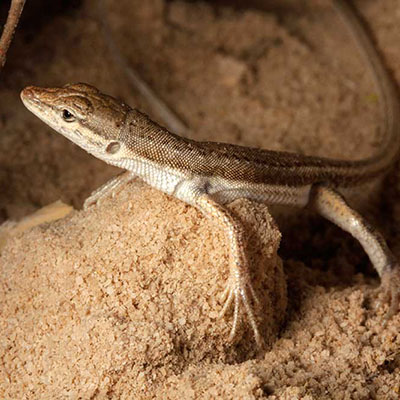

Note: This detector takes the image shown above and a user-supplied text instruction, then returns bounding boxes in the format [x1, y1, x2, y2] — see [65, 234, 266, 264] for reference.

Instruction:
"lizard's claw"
[83, 196, 98, 210]
[83, 188, 117, 209]
[377, 265, 400, 323]
[83, 197, 96, 211]
[219, 271, 263, 347]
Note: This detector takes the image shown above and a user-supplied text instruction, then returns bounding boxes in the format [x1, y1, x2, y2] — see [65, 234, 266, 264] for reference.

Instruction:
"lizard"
[20, 0, 400, 347]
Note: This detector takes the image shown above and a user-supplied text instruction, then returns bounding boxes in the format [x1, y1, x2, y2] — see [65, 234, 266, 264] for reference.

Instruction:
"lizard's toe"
[219, 274, 263, 347]
[83, 196, 100, 210]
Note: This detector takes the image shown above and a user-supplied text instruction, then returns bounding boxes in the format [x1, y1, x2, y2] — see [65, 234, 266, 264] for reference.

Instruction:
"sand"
[1, 0, 400, 398]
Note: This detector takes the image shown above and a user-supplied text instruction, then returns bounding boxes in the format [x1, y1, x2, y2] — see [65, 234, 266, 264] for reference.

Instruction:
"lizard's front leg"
[193, 193, 263, 347]
[84, 170, 136, 209]
[309, 183, 400, 319]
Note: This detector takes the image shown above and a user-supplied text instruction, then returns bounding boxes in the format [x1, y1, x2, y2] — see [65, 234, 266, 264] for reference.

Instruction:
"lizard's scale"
[20, 0, 400, 347]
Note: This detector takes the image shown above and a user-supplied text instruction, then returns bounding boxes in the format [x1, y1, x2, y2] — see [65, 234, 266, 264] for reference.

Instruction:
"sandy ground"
[1, 0, 400, 398]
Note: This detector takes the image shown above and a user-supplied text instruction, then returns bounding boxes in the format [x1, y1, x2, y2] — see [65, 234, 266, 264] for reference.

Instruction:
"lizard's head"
[21, 83, 131, 164]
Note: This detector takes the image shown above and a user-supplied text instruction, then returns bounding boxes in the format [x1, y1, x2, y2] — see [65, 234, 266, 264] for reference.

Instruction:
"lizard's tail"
[332, 0, 400, 179]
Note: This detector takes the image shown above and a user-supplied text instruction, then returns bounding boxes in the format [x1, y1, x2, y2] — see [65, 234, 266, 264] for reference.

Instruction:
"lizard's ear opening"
[106, 141, 121, 154]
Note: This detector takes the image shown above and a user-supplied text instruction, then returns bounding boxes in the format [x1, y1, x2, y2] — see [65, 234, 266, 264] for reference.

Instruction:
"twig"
[97, 0, 190, 137]
[0, 0, 26, 69]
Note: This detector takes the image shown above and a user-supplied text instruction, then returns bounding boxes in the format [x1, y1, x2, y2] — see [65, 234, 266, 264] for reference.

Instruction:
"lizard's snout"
[20, 86, 37, 102]
[20, 86, 44, 110]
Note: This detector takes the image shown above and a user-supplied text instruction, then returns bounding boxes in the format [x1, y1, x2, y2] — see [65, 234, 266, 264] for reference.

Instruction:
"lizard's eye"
[106, 141, 121, 154]
[62, 109, 75, 122]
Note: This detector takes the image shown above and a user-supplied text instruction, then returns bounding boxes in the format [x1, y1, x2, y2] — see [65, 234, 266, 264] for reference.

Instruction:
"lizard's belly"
[133, 159, 189, 196]
[132, 158, 313, 208]
[206, 176, 312, 207]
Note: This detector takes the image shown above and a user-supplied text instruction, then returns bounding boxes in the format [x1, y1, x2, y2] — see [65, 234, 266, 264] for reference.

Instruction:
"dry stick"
[0, 0, 26, 69]
[97, 0, 189, 138]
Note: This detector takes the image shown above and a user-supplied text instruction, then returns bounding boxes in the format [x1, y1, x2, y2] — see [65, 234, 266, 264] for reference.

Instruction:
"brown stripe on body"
[121, 110, 391, 188]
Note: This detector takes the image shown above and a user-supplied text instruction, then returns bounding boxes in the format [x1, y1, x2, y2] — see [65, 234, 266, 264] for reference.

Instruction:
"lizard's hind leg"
[309, 183, 400, 319]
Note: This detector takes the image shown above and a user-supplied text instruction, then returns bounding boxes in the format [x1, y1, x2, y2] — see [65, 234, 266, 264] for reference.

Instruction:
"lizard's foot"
[83, 193, 101, 210]
[83, 171, 135, 210]
[83, 190, 110, 210]
[377, 265, 400, 322]
[219, 269, 263, 348]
